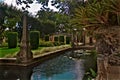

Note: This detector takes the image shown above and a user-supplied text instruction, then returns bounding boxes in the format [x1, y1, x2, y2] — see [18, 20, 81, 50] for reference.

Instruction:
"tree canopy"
[0, 3, 22, 34]
[71, 0, 120, 34]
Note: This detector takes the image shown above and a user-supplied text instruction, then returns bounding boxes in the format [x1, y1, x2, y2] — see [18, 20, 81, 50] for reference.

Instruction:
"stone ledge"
[0, 48, 71, 67]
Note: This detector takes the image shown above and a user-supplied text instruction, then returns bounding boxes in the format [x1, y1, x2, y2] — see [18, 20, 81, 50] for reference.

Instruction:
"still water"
[0, 50, 94, 80]
[31, 51, 85, 80]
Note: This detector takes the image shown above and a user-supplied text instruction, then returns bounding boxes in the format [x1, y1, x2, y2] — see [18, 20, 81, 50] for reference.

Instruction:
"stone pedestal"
[96, 26, 120, 80]
[17, 15, 33, 63]
[96, 54, 109, 80]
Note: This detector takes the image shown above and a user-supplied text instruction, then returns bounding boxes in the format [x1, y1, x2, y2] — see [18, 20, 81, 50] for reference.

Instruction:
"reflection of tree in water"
[33, 51, 75, 77]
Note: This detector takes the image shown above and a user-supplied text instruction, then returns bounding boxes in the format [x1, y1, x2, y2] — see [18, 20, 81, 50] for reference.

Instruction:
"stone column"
[96, 54, 109, 80]
[17, 14, 33, 63]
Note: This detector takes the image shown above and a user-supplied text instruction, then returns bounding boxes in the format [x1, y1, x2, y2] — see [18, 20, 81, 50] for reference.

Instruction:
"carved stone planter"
[96, 26, 120, 80]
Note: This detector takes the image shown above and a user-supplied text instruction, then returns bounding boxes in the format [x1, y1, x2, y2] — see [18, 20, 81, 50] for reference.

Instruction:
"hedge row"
[7, 32, 18, 48]
[30, 31, 40, 49]
[7, 31, 71, 49]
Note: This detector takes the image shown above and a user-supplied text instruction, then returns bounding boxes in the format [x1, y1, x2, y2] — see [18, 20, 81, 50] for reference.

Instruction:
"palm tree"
[71, 0, 120, 79]
[105, 0, 120, 25]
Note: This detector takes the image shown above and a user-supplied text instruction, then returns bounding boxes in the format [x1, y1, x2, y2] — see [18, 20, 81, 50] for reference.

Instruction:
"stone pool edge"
[0, 48, 72, 67]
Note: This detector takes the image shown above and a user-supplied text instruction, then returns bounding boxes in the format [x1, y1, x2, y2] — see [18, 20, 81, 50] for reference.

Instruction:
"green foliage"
[83, 50, 97, 80]
[30, 31, 40, 49]
[36, 9, 70, 36]
[42, 20, 56, 35]
[7, 32, 18, 48]
[0, 3, 22, 34]
[71, 0, 120, 36]
[66, 36, 71, 44]
[0, 42, 8, 47]
[45, 35, 49, 41]
[53, 42, 60, 46]
[90, 68, 97, 78]
[0, 47, 19, 58]
[33, 45, 71, 56]
[39, 40, 54, 47]
[83, 68, 97, 80]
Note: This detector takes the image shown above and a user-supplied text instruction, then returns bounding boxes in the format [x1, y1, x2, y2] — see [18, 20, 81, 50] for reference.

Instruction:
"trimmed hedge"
[45, 35, 49, 41]
[7, 32, 18, 48]
[53, 42, 60, 46]
[39, 40, 54, 47]
[66, 36, 71, 44]
[30, 31, 40, 49]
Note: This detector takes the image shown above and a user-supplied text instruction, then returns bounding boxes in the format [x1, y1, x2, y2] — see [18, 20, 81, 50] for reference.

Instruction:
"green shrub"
[45, 35, 49, 41]
[60, 42, 65, 45]
[0, 42, 8, 47]
[7, 32, 18, 48]
[66, 36, 71, 44]
[83, 50, 97, 80]
[39, 40, 54, 47]
[53, 42, 60, 46]
[30, 31, 40, 49]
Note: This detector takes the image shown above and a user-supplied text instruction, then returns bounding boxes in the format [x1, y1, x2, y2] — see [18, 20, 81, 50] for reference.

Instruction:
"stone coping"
[0, 45, 95, 67]
[74, 45, 95, 50]
[0, 48, 72, 67]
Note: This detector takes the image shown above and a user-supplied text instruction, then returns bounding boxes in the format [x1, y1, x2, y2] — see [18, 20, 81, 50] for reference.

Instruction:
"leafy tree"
[41, 20, 56, 35]
[15, 0, 85, 38]
[36, 6, 70, 36]
[0, 3, 22, 44]
[36, 0, 85, 19]
[72, 0, 120, 52]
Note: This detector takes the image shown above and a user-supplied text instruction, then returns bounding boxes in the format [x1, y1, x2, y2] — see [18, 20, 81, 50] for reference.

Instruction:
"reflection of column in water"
[74, 59, 85, 80]
[37, 74, 41, 80]
[48, 77, 52, 80]
[31, 72, 41, 80]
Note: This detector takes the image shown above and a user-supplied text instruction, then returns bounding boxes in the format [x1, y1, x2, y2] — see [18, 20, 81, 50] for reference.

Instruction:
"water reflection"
[31, 51, 85, 80]
[0, 66, 32, 80]
[0, 50, 89, 80]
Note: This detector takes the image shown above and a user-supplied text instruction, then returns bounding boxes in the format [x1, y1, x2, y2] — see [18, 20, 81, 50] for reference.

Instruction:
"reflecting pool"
[31, 51, 85, 80]
[0, 50, 97, 80]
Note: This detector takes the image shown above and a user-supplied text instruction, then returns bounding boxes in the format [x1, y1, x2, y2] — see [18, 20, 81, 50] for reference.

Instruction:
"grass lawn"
[0, 47, 44, 58]
[0, 47, 19, 58]
[0, 45, 71, 58]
